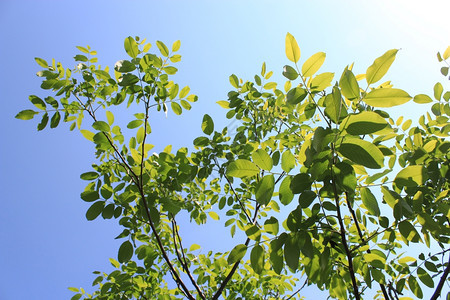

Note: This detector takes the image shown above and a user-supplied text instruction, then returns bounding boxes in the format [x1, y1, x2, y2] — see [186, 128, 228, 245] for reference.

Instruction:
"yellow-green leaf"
[302, 52, 326, 77]
[156, 41, 169, 57]
[227, 244, 247, 264]
[394, 165, 428, 187]
[340, 111, 389, 135]
[339, 138, 384, 169]
[413, 94, 433, 104]
[285, 33, 300, 63]
[360, 187, 380, 216]
[339, 69, 360, 100]
[201, 114, 214, 135]
[250, 245, 264, 274]
[252, 149, 273, 171]
[226, 159, 259, 178]
[363, 88, 411, 107]
[255, 174, 274, 205]
[172, 40, 181, 52]
[124, 37, 139, 59]
[366, 49, 398, 85]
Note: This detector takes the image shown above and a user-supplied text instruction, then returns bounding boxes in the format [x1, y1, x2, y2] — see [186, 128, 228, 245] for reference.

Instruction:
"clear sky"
[0, 0, 449, 299]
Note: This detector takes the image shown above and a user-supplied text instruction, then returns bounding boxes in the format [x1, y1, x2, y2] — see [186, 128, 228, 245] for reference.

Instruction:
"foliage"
[17, 35, 450, 299]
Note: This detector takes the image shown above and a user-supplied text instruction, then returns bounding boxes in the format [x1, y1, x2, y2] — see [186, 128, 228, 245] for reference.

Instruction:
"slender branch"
[330, 166, 360, 300]
[285, 279, 308, 300]
[73, 87, 195, 299]
[171, 217, 206, 299]
[344, 193, 391, 299]
[212, 204, 261, 299]
[430, 253, 450, 300]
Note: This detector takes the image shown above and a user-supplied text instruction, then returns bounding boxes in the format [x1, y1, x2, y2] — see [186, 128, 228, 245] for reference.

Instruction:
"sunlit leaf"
[227, 244, 247, 264]
[15, 110, 38, 120]
[285, 33, 300, 63]
[250, 245, 264, 274]
[156, 41, 169, 57]
[394, 165, 428, 187]
[226, 159, 259, 178]
[360, 187, 380, 216]
[339, 68, 360, 100]
[341, 111, 389, 135]
[302, 52, 326, 77]
[363, 88, 411, 107]
[124, 37, 139, 59]
[339, 138, 384, 169]
[252, 149, 273, 171]
[255, 175, 274, 205]
[366, 49, 398, 85]
[201, 114, 214, 135]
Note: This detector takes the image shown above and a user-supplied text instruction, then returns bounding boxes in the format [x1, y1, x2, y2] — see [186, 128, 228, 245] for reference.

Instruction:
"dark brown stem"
[331, 168, 360, 300]
[430, 253, 450, 300]
[212, 204, 261, 299]
[171, 217, 206, 299]
[345, 193, 390, 299]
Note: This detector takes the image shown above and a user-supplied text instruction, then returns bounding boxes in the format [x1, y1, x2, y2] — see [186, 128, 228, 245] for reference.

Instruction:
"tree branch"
[430, 253, 450, 300]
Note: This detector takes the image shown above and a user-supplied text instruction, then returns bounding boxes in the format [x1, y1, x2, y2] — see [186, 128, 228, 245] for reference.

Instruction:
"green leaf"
[252, 149, 273, 171]
[284, 233, 300, 271]
[172, 40, 181, 52]
[179, 86, 190, 98]
[282, 65, 298, 80]
[114, 60, 136, 73]
[124, 37, 139, 59]
[299, 190, 316, 208]
[127, 120, 143, 129]
[281, 150, 295, 173]
[324, 87, 347, 123]
[255, 174, 275, 205]
[302, 52, 326, 77]
[360, 187, 380, 216]
[310, 72, 334, 92]
[270, 236, 285, 274]
[37, 113, 49, 131]
[285, 33, 300, 63]
[394, 165, 428, 187]
[398, 220, 421, 243]
[279, 176, 294, 205]
[29, 95, 46, 110]
[93, 132, 113, 150]
[227, 244, 247, 264]
[15, 109, 38, 120]
[156, 41, 169, 57]
[250, 245, 264, 274]
[339, 138, 384, 169]
[81, 190, 99, 202]
[408, 275, 423, 298]
[118, 73, 139, 86]
[118, 241, 133, 263]
[339, 69, 360, 100]
[171, 102, 182, 115]
[364, 88, 412, 108]
[201, 114, 214, 135]
[80, 172, 99, 180]
[290, 173, 311, 194]
[35, 57, 48, 68]
[164, 66, 177, 75]
[92, 121, 110, 132]
[86, 201, 105, 221]
[366, 49, 398, 85]
[413, 94, 433, 104]
[229, 74, 239, 88]
[434, 82, 443, 100]
[226, 159, 259, 178]
[106, 111, 114, 125]
[417, 267, 434, 288]
[264, 217, 279, 235]
[80, 130, 94, 141]
[341, 111, 389, 135]
[216, 100, 229, 109]
[50, 112, 61, 128]
[286, 87, 307, 105]
[208, 211, 220, 220]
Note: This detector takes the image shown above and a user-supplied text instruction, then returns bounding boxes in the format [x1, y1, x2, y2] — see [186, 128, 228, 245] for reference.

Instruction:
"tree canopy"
[17, 34, 450, 299]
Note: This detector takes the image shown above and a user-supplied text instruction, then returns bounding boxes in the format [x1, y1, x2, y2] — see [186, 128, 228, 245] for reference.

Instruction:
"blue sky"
[1, 1, 449, 299]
